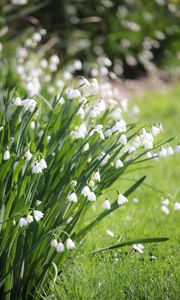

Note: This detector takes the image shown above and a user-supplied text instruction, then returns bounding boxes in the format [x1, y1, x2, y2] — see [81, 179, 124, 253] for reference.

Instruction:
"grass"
[49, 84, 180, 300]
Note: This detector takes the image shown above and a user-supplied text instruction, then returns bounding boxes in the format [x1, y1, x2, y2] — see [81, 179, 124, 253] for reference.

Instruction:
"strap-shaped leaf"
[91, 237, 169, 254]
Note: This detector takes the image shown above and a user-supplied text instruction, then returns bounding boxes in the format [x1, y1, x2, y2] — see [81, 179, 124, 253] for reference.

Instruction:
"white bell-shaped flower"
[19, 217, 28, 227]
[87, 191, 96, 202]
[106, 229, 115, 237]
[56, 242, 65, 253]
[39, 158, 47, 170]
[117, 194, 128, 206]
[112, 119, 126, 133]
[21, 99, 37, 112]
[66, 238, 75, 250]
[152, 125, 161, 136]
[133, 244, 144, 253]
[51, 239, 58, 248]
[115, 159, 124, 169]
[3, 150, 10, 161]
[32, 161, 43, 174]
[105, 129, 113, 138]
[93, 171, 101, 182]
[161, 205, 170, 215]
[161, 198, 169, 206]
[173, 202, 180, 211]
[166, 146, 174, 156]
[24, 149, 33, 161]
[175, 145, 180, 153]
[67, 192, 78, 203]
[102, 200, 111, 210]
[81, 186, 91, 196]
[158, 147, 167, 157]
[26, 215, 34, 224]
[13, 97, 22, 106]
[34, 210, 44, 222]
[120, 134, 127, 145]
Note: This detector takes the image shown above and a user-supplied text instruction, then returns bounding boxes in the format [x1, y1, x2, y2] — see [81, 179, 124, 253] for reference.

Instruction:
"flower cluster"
[51, 237, 75, 252]
[161, 198, 180, 215]
[19, 210, 44, 227]
[32, 158, 47, 174]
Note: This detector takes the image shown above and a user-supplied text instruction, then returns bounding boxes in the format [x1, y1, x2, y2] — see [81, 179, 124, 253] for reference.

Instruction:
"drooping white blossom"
[3, 150, 10, 161]
[89, 125, 105, 140]
[26, 215, 34, 224]
[140, 129, 154, 150]
[56, 242, 65, 253]
[39, 158, 47, 170]
[70, 124, 87, 139]
[173, 202, 180, 211]
[112, 119, 126, 133]
[83, 143, 89, 152]
[77, 107, 85, 119]
[161, 198, 169, 206]
[105, 129, 113, 138]
[13, 97, 22, 106]
[120, 134, 127, 145]
[158, 147, 167, 157]
[102, 200, 111, 210]
[117, 194, 128, 206]
[161, 205, 170, 215]
[89, 100, 106, 118]
[67, 192, 78, 203]
[166, 146, 174, 156]
[146, 151, 152, 158]
[58, 97, 65, 105]
[67, 216, 73, 224]
[34, 210, 44, 221]
[66, 238, 75, 250]
[51, 239, 58, 248]
[93, 171, 101, 182]
[133, 244, 144, 253]
[99, 152, 110, 166]
[24, 149, 33, 161]
[106, 229, 115, 237]
[30, 121, 35, 129]
[81, 186, 91, 196]
[152, 124, 162, 136]
[115, 159, 124, 169]
[175, 145, 180, 153]
[66, 88, 81, 100]
[87, 191, 96, 202]
[32, 161, 43, 174]
[19, 217, 28, 227]
[21, 99, 37, 112]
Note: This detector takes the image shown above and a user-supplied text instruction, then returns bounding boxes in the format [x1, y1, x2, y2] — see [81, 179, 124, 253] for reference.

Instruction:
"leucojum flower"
[3, 149, 10, 161]
[32, 158, 47, 174]
[117, 194, 128, 206]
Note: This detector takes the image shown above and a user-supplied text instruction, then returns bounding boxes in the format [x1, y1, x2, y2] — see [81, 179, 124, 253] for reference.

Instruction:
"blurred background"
[1, 0, 180, 82]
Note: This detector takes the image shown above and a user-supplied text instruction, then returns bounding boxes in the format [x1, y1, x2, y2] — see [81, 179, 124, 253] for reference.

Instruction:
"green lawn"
[50, 85, 180, 300]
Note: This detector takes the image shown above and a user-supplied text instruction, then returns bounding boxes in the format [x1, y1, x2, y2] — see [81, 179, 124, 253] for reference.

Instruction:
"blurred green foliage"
[1, 0, 180, 78]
